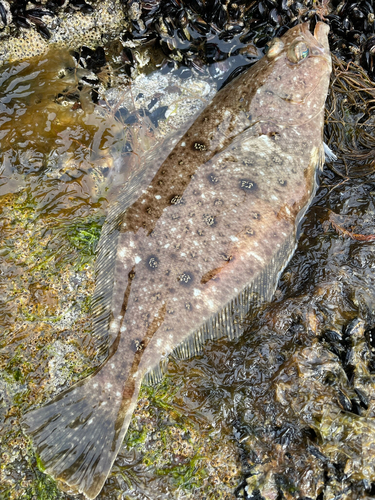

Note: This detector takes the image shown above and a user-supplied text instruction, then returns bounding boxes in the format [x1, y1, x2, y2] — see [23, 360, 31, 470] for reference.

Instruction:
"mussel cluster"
[120, 0, 322, 76]
[120, 0, 375, 84]
[0, 0, 96, 38]
[69, 45, 106, 103]
[326, 0, 375, 80]
[118, 0, 375, 86]
[2, 1, 375, 85]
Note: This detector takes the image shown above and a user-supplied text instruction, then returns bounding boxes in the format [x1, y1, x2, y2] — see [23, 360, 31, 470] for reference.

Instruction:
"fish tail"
[21, 366, 142, 499]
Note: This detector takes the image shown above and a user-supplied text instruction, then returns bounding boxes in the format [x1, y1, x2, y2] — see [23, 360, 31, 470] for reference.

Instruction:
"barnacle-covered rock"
[0, 0, 125, 64]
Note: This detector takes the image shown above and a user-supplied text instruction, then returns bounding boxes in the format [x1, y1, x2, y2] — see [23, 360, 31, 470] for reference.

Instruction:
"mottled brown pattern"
[22, 22, 332, 500]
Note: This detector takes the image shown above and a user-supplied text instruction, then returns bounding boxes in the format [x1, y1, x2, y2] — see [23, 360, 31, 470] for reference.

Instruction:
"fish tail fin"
[21, 367, 142, 499]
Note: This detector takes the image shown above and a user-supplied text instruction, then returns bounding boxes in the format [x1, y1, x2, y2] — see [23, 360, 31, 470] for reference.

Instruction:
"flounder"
[22, 22, 332, 499]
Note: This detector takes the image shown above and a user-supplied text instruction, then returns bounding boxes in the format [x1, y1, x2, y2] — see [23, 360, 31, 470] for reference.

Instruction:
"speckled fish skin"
[22, 22, 332, 499]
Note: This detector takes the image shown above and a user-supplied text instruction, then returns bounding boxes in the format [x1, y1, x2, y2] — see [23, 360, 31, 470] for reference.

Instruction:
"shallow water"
[1, 41, 375, 500]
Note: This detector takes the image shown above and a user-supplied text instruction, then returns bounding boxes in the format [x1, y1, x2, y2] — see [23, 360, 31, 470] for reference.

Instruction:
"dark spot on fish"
[179, 160, 183, 165]
[141, 313, 150, 326]
[207, 173, 219, 183]
[278, 179, 287, 186]
[268, 131, 280, 140]
[197, 229, 204, 236]
[188, 211, 195, 217]
[273, 156, 283, 165]
[167, 308, 175, 315]
[129, 271, 135, 280]
[132, 339, 145, 352]
[203, 214, 216, 226]
[158, 180, 163, 186]
[239, 179, 256, 191]
[185, 302, 192, 311]
[171, 214, 180, 220]
[178, 272, 194, 286]
[170, 195, 184, 205]
[214, 199, 224, 206]
[193, 142, 207, 151]
[221, 254, 233, 261]
[147, 256, 159, 270]
[252, 212, 260, 219]
[243, 159, 254, 166]
[245, 227, 255, 236]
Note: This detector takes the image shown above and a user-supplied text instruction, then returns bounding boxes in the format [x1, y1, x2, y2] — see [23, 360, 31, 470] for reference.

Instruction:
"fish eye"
[265, 38, 284, 58]
[287, 41, 310, 63]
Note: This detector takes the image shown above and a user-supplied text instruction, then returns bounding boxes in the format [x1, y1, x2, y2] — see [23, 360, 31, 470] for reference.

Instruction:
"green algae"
[112, 370, 242, 499]
[31, 474, 61, 500]
[10, 472, 62, 500]
[3, 348, 31, 384]
[63, 218, 103, 256]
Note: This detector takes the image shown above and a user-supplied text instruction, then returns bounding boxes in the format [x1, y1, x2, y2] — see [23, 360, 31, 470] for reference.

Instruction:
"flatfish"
[22, 22, 332, 499]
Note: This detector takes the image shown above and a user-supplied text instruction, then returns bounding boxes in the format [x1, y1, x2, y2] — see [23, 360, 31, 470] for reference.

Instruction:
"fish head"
[252, 21, 332, 129]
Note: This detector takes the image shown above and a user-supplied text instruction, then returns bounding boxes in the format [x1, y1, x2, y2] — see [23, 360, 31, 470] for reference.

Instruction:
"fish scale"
[22, 21, 332, 499]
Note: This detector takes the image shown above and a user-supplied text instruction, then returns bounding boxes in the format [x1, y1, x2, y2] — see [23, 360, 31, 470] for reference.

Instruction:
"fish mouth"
[301, 21, 331, 65]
